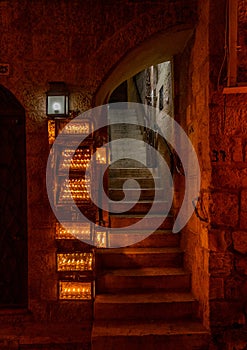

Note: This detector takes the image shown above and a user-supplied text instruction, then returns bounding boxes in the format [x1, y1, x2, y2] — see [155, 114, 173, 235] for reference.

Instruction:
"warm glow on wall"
[59, 178, 90, 203]
[59, 281, 92, 300]
[48, 120, 56, 145]
[95, 230, 107, 248]
[55, 222, 91, 240]
[59, 148, 91, 171]
[63, 121, 90, 134]
[57, 252, 93, 271]
[96, 147, 107, 164]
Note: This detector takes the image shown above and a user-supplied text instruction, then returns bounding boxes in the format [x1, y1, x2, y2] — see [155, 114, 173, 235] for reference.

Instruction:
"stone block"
[209, 252, 233, 276]
[28, 204, 54, 229]
[232, 231, 247, 254]
[240, 190, 247, 228]
[231, 137, 244, 162]
[240, 211, 247, 229]
[209, 192, 239, 227]
[209, 229, 232, 252]
[40, 277, 57, 301]
[209, 277, 224, 300]
[225, 276, 246, 300]
[235, 257, 247, 275]
[212, 167, 247, 189]
[210, 301, 245, 326]
[241, 190, 247, 212]
[47, 301, 93, 322]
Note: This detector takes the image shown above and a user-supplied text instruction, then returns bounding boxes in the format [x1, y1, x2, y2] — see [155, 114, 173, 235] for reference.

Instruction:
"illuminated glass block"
[59, 148, 91, 171]
[57, 252, 93, 271]
[59, 281, 91, 300]
[63, 121, 90, 135]
[95, 230, 107, 248]
[59, 178, 91, 203]
[48, 120, 56, 145]
[95, 147, 107, 164]
[55, 222, 91, 240]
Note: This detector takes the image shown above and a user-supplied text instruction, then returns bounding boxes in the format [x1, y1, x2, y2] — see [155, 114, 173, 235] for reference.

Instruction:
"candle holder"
[59, 281, 92, 300]
[94, 230, 108, 248]
[56, 222, 91, 240]
[95, 146, 107, 164]
[59, 178, 91, 203]
[59, 148, 91, 171]
[57, 252, 93, 271]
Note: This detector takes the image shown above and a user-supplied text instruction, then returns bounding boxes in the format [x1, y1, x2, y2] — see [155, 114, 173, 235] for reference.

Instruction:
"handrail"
[132, 74, 184, 176]
[132, 75, 150, 131]
[154, 124, 185, 176]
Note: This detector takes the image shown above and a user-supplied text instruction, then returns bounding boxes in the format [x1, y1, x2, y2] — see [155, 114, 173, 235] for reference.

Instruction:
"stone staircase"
[91, 109, 209, 350]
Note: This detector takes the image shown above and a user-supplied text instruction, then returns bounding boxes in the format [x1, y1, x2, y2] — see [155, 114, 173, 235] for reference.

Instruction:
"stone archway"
[94, 29, 193, 105]
[0, 85, 28, 308]
[91, 4, 211, 330]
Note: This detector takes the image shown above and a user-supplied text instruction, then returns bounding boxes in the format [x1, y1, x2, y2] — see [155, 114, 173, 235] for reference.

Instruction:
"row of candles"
[60, 149, 91, 170]
[57, 252, 93, 271]
[63, 122, 90, 135]
[56, 224, 107, 248]
[56, 223, 91, 240]
[59, 178, 90, 202]
[59, 282, 91, 300]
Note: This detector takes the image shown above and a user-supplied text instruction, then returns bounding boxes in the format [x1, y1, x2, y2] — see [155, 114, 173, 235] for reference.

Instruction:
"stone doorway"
[0, 85, 28, 308]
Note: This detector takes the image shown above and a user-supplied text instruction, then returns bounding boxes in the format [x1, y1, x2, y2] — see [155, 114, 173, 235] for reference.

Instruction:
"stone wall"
[0, 0, 246, 348]
[175, 0, 247, 347]
[0, 0, 198, 345]
[207, 0, 247, 348]
[174, 0, 211, 329]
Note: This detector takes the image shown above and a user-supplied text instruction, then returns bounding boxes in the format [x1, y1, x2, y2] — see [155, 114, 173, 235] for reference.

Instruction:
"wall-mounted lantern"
[46, 82, 69, 119]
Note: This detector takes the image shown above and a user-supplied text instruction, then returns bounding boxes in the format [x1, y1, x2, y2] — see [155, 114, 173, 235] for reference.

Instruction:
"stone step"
[109, 120, 140, 127]
[110, 124, 141, 130]
[110, 143, 146, 150]
[105, 229, 179, 248]
[110, 133, 143, 140]
[109, 177, 158, 188]
[108, 188, 166, 201]
[110, 128, 143, 137]
[108, 109, 138, 117]
[109, 167, 154, 177]
[94, 292, 198, 321]
[110, 148, 146, 159]
[109, 200, 170, 214]
[110, 158, 147, 168]
[92, 320, 210, 350]
[109, 214, 174, 229]
[97, 267, 191, 293]
[110, 153, 146, 162]
[96, 247, 183, 269]
[131, 230, 180, 248]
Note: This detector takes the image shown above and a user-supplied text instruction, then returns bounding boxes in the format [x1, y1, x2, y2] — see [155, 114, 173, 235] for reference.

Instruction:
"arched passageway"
[91, 13, 211, 345]
[94, 29, 193, 105]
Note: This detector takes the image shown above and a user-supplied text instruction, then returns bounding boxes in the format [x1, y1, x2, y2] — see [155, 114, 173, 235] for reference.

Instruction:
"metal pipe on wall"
[227, 0, 238, 86]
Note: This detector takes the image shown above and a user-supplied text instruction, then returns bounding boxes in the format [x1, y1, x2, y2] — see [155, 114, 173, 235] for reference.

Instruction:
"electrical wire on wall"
[217, 0, 229, 91]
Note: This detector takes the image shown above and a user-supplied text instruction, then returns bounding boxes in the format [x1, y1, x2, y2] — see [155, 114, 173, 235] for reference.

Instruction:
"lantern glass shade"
[46, 82, 69, 119]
